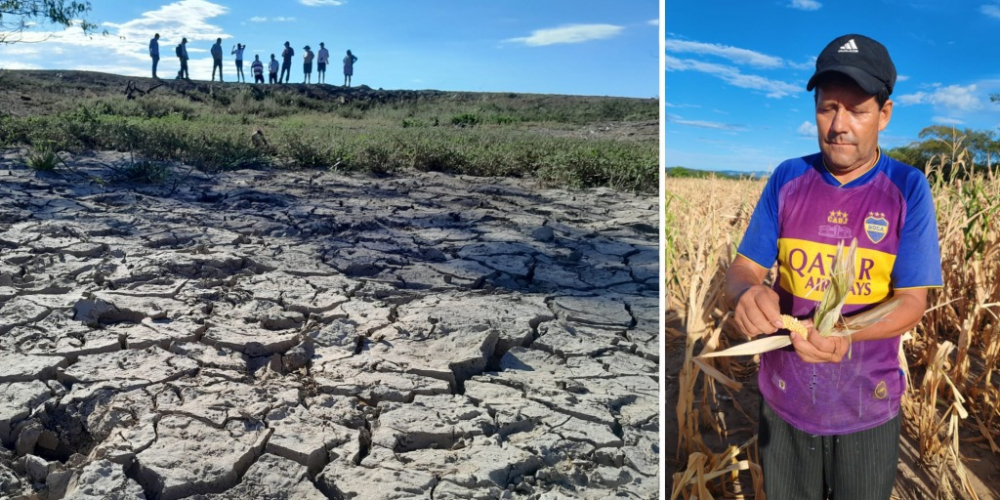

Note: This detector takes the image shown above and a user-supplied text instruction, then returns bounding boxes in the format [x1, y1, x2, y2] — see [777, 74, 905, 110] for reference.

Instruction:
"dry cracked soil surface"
[0, 151, 659, 500]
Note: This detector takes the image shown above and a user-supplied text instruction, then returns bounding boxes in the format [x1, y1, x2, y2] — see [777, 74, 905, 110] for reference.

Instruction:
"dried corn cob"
[781, 315, 808, 339]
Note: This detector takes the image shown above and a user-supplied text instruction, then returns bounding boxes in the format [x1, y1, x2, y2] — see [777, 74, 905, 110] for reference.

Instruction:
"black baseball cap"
[806, 34, 896, 96]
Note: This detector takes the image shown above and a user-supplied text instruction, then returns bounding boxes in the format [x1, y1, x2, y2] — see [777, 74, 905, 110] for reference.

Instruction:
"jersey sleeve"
[737, 172, 781, 269]
[891, 174, 943, 288]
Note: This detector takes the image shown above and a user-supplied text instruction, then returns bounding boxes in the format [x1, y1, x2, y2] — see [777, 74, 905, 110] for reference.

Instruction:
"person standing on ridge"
[317, 42, 329, 84]
[268, 54, 279, 84]
[280, 41, 294, 84]
[232, 43, 246, 83]
[725, 34, 942, 500]
[211, 37, 224, 82]
[303, 45, 314, 84]
[343, 49, 357, 87]
[251, 54, 264, 84]
[149, 33, 160, 78]
[176, 38, 189, 80]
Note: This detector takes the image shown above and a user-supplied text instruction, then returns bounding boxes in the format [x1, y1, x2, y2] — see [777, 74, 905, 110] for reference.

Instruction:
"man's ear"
[879, 99, 893, 132]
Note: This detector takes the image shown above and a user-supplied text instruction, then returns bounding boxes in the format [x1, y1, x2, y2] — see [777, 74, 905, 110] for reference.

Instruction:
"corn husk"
[813, 238, 857, 336]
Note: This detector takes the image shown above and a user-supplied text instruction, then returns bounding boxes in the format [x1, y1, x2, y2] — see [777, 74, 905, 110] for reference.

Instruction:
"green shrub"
[355, 143, 402, 175]
[116, 160, 171, 184]
[489, 114, 517, 125]
[451, 113, 480, 127]
[282, 135, 330, 169]
[0, 78, 657, 190]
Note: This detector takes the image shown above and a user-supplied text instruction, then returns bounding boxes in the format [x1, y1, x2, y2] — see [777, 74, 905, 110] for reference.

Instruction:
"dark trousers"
[759, 397, 901, 500]
[279, 61, 291, 83]
[212, 58, 223, 81]
[151, 55, 159, 78]
[178, 59, 188, 79]
[255, 73, 264, 84]
[269, 72, 277, 84]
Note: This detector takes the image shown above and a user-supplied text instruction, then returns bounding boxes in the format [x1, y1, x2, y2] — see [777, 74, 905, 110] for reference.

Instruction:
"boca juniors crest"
[865, 212, 889, 244]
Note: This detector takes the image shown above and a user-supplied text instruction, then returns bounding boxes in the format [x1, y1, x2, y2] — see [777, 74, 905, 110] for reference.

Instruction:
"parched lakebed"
[0, 151, 659, 500]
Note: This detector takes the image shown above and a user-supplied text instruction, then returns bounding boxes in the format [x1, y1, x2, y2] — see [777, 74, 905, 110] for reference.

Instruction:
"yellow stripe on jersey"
[777, 237, 895, 304]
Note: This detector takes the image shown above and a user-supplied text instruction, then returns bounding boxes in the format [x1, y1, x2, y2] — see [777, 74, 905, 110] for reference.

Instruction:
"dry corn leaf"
[691, 356, 743, 391]
[697, 335, 792, 359]
[813, 238, 857, 336]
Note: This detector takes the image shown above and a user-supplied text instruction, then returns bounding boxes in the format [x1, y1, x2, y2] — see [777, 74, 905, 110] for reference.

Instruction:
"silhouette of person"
[303, 45, 314, 84]
[211, 37, 224, 82]
[268, 54, 279, 84]
[343, 49, 357, 87]
[280, 41, 294, 84]
[177, 38, 189, 80]
[317, 42, 329, 84]
[232, 43, 246, 83]
[149, 33, 160, 78]
[251, 54, 264, 84]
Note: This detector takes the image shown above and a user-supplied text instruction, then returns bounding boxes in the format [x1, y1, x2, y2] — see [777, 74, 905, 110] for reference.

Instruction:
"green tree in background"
[887, 125, 1000, 176]
[1, 1, 98, 44]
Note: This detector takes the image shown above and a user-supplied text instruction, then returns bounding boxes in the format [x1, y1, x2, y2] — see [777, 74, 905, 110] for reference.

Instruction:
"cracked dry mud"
[0, 151, 659, 500]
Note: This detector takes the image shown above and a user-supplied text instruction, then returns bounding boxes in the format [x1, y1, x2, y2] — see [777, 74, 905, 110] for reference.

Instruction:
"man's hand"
[789, 319, 850, 363]
[732, 284, 784, 339]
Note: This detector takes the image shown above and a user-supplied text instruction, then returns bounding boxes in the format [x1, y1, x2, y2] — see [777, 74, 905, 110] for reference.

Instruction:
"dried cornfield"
[666, 143, 1000, 499]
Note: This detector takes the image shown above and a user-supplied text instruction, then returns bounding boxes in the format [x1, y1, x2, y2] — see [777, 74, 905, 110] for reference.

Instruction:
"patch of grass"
[24, 141, 62, 171]
[115, 159, 172, 184]
[0, 76, 658, 190]
[451, 113, 481, 127]
[280, 133, 330, 169]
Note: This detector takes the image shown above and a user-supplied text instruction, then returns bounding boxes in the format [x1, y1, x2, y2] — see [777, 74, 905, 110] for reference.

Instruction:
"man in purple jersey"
[725, 34, 942, 500]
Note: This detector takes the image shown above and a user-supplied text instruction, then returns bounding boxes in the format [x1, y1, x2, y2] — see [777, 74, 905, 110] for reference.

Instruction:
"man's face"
[815, 80, 893, 174]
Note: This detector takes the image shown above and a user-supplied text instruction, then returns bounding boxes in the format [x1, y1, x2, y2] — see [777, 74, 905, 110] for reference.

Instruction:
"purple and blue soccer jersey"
[737, 151, 942, 435]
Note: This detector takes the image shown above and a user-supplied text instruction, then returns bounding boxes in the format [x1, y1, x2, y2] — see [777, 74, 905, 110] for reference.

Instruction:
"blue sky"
[666, 0, 1000, 172]
[0, 0, 659, 98]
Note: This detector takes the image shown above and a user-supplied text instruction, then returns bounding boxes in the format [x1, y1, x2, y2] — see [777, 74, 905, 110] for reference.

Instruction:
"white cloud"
[788, 56, 816, 71]
[0, 61, 43, 70]
[932, 116, 965, 125]
[666, 54, 801, 98]
[981, 3, 1000, 19]
[249, 16, 294, 22]
[896, 75, 910, 82]
[73, 64, 149, 77]
[647, 19, 659, 26]
[100, 0, 229, 44]
[896, 84, 981, 111]
[300, 0, 345, 5]
[2, 0, 232, 80]
[665, 39, 783, 68]
[667, 113, 746, 131]
[797, 120, 816, 137]
[790, 0, 822, 11]
[507, 24, 624, 46]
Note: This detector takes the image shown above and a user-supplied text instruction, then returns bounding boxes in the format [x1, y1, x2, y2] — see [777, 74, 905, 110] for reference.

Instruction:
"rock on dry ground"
[0, 151, 659, 499]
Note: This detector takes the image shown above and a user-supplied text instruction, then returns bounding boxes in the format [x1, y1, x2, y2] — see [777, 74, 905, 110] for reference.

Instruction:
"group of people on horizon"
[149, 33, 358, 86]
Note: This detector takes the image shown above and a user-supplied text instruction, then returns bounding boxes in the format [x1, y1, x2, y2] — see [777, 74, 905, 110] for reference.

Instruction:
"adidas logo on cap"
[838, 39, 859, 53]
